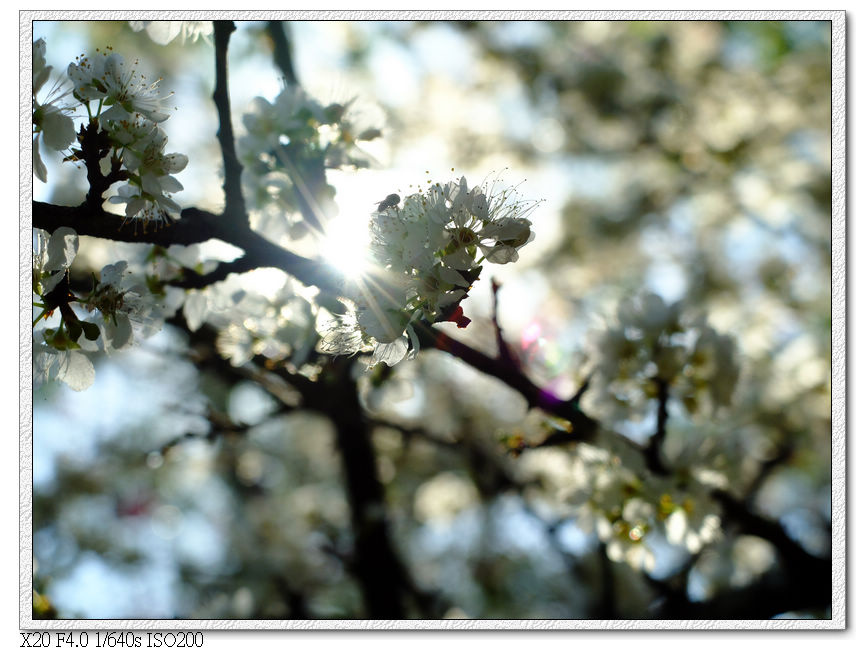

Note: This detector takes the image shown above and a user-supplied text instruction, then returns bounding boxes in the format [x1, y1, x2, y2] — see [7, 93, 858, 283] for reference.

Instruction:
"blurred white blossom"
[129, 20, 213, 45]
[32, 39, 76, 182]
[238, 87, 382, 237]
[33, 227, 79, 297]
[584, 292, 740, 421]
[33, 339, 95, 392]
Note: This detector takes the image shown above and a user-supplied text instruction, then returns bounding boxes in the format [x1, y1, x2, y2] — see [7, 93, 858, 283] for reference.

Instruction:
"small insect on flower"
[375, 194, 400, 212]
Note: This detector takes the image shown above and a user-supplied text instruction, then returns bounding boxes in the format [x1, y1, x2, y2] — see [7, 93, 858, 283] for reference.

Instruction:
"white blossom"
[129, 20, 213, 45]
[33, 340, 95, 392]
[108, 126, 187, 227]
[68, 49, 172, 124]
[32, 228, 96, 392]
[84, 261, 159, 353]
[238, 87, 381, 231]
[583, 292, 740, 422]
[33, 227, 79, 297]
[32, 39, 76, 182]
[319, 176, 537, 367]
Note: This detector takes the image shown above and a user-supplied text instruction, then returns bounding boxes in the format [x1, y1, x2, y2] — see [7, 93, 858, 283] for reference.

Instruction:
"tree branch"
[266, 21, 298, 86]
[169, 315, 437, 618]
[414, 322, 598, 441]
[212, 21, 247, 225]
[490, 278, 520, 369]
[33, 201, 344, 294]
[168, 256, 259, 289]
[77, 121, 124, 209]
[308, 358, 409, 618]
[650, 564, 830, 619]
[645, 378, 670, 475]
[710, 489, 828, 574]
[34, 202, 223, 246]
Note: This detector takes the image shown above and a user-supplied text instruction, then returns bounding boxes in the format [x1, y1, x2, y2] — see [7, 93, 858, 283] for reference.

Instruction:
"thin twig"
[645, 377, 670, 475]
[744, 437, 796, 504]
[490, 278, 520, 369]
[574, 371, 592, 403]
[365, 416, 460, 451]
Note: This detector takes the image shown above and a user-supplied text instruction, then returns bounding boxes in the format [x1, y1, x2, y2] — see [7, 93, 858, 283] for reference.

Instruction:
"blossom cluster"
[238, 87, 381, 237]
[67, 47, 171, 123]
[33, 38, 186, 228]
[33, 228, 165, 391]
[66, 46, 187, 226]
[321, 176, 536, 366]
[583, 292, 740, 422]
[106, 122, 188, 227]
[518, 440, 721, 573]
[576, 441, 722, 570]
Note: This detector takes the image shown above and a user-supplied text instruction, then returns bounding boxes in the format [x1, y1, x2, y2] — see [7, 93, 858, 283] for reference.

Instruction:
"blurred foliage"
[32, 19, 832, 620]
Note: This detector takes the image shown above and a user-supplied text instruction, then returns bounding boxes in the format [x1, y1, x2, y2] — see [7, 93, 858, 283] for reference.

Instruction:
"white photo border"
[20, 8, 847, 631]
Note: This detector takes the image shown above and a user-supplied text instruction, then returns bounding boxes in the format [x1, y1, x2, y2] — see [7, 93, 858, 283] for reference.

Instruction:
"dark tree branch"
[711, 489, 828, 574]
[153, 407, 297, 456]
[304, 357, 410, 618]
[35, 202, 224, 246]
[645, 378, 670, 475]
[169, 315, 435, 618]
[266, 21, 298, 86]
[574, 371, 592, 402]
[76, 121, 125, 208]
[595, 541, 618, 619]
[272, 576, 311, 619]
[212, 21, 247, 226]
[33, 201, 344, 295]
[414, 322, 598, 441]
[744, 437, 796, 505]
[650, 565, 830, 619]
[490, 277, 520, 369]
[168, 256, 259, 289]
[515, 430, 588, 455]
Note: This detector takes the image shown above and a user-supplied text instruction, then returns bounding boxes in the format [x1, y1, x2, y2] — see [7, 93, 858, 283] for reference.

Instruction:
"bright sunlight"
[321, 205, 375, 278]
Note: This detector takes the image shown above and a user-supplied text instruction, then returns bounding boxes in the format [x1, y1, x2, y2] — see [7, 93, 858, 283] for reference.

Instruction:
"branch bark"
[33, 201, 344, 295]
[266, 21, 298, 86]
[645, 378, 670, 475]
[414, 322, 598, 441]
[308, 358, 410, 618]
[212, 21, 247, 226]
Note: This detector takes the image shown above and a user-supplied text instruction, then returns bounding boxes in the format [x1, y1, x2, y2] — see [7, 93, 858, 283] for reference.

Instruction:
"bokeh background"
[32, 20, 832, 619]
